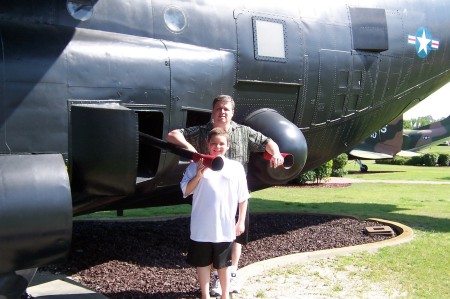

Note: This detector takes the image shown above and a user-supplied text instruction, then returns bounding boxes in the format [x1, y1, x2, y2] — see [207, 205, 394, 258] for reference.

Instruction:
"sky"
[403, 82, 450, 120]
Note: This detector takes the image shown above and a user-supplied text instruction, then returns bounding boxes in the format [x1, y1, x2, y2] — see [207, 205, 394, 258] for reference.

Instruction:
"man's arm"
[245, 125, 284, 168]
[167, 129, 198, 153]
[265, 139, 285, 168]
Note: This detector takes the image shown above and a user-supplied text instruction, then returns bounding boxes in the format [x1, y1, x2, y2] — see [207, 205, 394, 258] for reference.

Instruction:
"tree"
[403, 115, 435, 129]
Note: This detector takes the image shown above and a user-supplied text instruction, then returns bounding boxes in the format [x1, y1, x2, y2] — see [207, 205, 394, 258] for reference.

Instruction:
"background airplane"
[348, 115, 404, 161]
[402, 115, 450, 153]
[1, 0, 450, 297]
[349, 115, 450, 171]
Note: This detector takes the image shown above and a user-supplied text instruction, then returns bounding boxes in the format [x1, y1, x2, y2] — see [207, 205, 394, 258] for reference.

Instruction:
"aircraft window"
[164, 6, 187, 33]
[66, 0, 94, 21]
[252, 17, 287, 62]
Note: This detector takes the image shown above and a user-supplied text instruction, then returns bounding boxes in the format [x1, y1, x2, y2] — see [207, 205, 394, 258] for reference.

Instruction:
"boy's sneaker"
[230, 272, 240, 293]
[210, 274, 222, 297]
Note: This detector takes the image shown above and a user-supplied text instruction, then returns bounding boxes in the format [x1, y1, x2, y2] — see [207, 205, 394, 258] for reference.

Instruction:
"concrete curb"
[27, 272, 108, 298]
[237, 218, 414, 286]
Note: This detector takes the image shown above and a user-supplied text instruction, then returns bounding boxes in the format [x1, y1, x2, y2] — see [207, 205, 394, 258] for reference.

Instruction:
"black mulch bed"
[41, 213, 396, 298]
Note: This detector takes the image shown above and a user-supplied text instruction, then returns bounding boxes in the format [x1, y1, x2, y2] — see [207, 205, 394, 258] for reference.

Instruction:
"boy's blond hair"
[207, 127, 230, 144]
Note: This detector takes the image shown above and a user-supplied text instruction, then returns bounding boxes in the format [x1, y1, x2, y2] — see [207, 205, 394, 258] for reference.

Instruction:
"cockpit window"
[253, 17, 287, 62]
[67, 0, 94, 21]
[164, 6, 187, 33]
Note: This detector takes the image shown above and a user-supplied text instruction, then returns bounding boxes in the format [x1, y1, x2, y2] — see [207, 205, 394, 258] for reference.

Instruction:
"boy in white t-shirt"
[180, 127, 249, 299]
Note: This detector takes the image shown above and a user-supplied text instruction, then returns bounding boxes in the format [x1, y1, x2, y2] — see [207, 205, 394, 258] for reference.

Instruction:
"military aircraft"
[1, 0, 450, 297]
[349, 115, 450, 171]
[402, 115, 450, 153]
[349, 116, 404, 159]
[348, 115, 403, 171]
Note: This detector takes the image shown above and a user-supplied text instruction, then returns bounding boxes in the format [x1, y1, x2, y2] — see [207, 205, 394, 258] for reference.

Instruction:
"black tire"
[360, 164, 368, 172]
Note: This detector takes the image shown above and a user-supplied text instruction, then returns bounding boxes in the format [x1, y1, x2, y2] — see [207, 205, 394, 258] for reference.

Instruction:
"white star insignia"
[417, 29, 431, 55]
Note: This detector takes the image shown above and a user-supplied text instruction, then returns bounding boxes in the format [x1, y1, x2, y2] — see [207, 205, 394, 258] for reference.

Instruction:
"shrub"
[372, 153, 447, 166]
[392, 156, 408, 165]
[405, 155, 423, 166]
[422, 153, 439, 166]
[332, 154, 348, 177]
[376, 157, 407, 165]
[291, 170, 315, 185]
[437, 153, 450, 166]
[313, 160, 333, 183]
[291, 160, 333, 185]
[332, 168, 348, 177]
[333, 154, 348, 169]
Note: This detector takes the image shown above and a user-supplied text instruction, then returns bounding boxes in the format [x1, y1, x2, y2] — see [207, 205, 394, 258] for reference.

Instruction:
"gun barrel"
[139, 132, 224, 171]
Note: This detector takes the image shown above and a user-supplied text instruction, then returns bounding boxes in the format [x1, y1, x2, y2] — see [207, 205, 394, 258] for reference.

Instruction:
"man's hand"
[270, 152, 285, 168]
[167, 129, 198, 153]
[265, 140, 284, 168]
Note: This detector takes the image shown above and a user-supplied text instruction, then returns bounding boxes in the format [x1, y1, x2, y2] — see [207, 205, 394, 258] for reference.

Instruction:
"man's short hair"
[212, 95, 235, 110]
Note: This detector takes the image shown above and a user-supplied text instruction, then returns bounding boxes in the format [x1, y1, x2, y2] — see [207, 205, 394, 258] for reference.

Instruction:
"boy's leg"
[217, 266, 230, 299]
[231, 202, 249, 293]
[231, 242, 242, 268]
[187, 240, 214, 298]
[211, 242, 233, 297]
[197, 266, 212, 299]
[210, 269, 221, 296]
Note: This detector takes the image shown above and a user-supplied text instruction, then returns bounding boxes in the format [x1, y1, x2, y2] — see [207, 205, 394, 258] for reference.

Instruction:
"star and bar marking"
[408, 27, 439, 58]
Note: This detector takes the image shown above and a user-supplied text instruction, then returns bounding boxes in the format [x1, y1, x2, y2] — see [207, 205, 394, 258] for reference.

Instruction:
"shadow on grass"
[348, 170, 406, 175]
[250, 197, 450, 233]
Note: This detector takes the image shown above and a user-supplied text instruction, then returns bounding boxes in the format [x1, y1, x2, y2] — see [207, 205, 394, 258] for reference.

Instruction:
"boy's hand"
[196, 159, 207, 177]
[235, 221, 245, 236]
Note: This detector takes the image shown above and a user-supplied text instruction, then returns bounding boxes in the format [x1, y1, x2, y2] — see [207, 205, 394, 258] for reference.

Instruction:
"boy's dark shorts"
[235, 201, 250, 245]
[186, 240, 233, 269]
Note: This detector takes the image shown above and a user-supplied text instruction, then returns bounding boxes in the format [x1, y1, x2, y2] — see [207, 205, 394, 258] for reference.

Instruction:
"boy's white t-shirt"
[180, 156, 250, 242]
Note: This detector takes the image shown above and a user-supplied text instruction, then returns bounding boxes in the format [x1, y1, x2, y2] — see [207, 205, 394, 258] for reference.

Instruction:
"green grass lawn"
[248, 164, 449, 298]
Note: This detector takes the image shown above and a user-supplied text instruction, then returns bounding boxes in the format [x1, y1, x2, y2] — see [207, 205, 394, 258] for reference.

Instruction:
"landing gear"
[0, 268, 37, 299]
[355, 159, 368, 172]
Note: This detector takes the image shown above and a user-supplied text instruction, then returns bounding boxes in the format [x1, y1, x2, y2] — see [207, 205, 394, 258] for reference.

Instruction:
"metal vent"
[349, 7, 388, 52]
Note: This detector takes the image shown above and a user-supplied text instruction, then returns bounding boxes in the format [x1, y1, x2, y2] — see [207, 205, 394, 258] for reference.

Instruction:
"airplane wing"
[348, 149, 394, 159]
[348, 116, 404, 160]
[396, 150, 421, 157]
